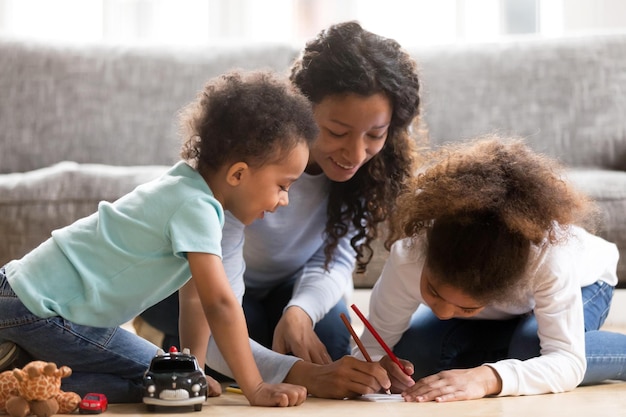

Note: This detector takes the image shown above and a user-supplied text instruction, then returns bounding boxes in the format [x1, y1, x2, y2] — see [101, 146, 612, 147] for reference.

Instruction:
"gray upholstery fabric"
[0, 40, 299, 173]
[1, 34, 625, 286]
[414, 34, 626, 170]
[566, 169, 626, 267]
[0, 162, 168, 266]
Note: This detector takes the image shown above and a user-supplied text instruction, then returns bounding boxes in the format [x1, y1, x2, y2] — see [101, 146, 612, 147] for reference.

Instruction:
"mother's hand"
[272, 306, 332, 364]
[285, 356, 392, 399]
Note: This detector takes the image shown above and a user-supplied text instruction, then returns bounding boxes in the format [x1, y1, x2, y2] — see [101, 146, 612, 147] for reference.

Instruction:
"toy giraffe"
[0, 361, 80, 417]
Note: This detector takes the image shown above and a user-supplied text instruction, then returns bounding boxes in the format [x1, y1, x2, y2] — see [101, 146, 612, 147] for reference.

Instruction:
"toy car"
[142, 346, 207, 412]
[78, 392, 108, 414]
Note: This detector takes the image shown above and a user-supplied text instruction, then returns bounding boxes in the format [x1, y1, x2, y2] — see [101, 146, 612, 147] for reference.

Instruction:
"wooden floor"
[121, 289, 626, 416]
[108, 381, 626, 417]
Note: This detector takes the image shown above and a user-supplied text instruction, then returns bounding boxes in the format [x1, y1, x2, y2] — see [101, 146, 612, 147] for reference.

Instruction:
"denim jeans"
[0, 268, 159, 403]
[393, 281, 626, 384]
[243, 276, 351, 361]
[141, 278, 352, 362]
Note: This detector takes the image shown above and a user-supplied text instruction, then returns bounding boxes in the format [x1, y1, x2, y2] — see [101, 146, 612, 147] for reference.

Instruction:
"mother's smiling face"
[306, 92, 392, 182]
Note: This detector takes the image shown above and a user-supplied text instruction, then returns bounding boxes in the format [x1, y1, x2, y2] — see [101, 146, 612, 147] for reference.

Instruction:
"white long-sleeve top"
[355, 226, 619, 396]
[206, 172, 356, 382]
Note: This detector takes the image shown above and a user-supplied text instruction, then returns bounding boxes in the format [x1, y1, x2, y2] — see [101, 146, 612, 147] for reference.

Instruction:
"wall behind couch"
[2, 0, 626, 48]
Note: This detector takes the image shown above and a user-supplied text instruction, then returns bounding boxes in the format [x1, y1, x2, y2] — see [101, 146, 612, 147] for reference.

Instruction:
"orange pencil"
[340, 312, 372, 362]
[340, 312, 391, 395]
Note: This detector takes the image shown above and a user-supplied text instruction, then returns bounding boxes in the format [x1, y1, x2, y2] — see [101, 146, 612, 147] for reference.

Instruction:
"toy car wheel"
[193, 403, 203, 412]
[146, 404, 156, 412]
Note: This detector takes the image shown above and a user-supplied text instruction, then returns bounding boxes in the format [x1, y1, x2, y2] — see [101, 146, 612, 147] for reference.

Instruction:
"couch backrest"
[0, 39, 300, 174]
[412, 32, 626, 170]
[2, 33, 626, 175]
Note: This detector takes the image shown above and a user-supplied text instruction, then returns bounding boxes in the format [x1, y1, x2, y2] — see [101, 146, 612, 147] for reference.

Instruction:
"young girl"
[0, 70, 318, 406]
[357, 136, 626, 401]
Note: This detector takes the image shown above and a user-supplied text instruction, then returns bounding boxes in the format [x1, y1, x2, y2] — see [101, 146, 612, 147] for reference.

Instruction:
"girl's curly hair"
[290, 21, 423, 272]
[180, 70, 318, 173]
[390, 136, 597, 302]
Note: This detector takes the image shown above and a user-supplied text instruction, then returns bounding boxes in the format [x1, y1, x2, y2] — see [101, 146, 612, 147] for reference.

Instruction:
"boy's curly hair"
[390, 136, 597, 302]
[290, 21, 423, 272]
[180, 70, 318, 173]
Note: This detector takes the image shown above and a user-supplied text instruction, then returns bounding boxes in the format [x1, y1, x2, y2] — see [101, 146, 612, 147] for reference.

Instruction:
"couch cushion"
[0, 162, 169, 266]
[566, 168, 626, 286]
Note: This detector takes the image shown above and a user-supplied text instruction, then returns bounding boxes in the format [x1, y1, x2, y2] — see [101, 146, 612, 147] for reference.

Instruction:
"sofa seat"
[0, 162, 168, 266]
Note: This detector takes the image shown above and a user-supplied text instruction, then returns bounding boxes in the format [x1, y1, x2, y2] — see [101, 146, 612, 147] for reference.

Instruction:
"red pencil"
[340, 312, 391, 395]
[350, 303, 409, 375]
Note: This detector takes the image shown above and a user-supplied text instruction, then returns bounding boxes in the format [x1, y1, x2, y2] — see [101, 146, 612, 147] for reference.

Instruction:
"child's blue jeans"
[0, 267, 158, 403]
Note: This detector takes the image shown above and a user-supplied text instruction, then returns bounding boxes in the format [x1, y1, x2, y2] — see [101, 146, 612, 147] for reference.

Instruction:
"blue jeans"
[393, 281, 626, 384]
[243, 276, 351, 361]
[0, 268, 159, 403]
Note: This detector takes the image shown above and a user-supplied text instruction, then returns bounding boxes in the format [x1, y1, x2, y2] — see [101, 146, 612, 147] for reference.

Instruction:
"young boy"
[0, 70, 318, 406]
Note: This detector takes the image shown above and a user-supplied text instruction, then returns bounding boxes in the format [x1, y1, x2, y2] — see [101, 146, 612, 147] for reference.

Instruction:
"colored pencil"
[350, 303, 409, 375]
[340, 312, 390, 395]
[226, 384, 243, 395]
[340, 312, 372, 362]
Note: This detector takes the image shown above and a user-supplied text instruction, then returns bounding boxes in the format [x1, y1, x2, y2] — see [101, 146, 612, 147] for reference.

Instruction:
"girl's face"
[228, 142, 309, 225]
[306, 93, 392, 182]
[420, 265, 486, 320]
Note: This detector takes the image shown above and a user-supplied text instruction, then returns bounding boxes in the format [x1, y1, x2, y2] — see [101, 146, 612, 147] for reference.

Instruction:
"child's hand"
[245, 382, 307, 407]
[379, 355, 415, 393]
[206, 375, 222, 397]
[401, 365, 502, 402]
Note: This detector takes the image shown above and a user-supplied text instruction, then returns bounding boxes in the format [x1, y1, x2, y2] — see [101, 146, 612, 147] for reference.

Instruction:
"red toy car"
[79, 393, 108, 414]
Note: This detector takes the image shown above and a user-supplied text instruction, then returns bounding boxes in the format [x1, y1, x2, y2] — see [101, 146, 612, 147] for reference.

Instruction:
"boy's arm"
[178, 279, 223, 396]
[178, 279, 210, 368]
[187, 252, 263, 392]
[186, 252, 306, 406]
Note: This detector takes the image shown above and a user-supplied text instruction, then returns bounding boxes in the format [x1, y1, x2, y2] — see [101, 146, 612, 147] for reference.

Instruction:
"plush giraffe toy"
[0, 361, 80, 417]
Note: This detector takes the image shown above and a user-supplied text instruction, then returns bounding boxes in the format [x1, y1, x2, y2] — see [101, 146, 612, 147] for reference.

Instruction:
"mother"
[146, 21, 423, 397]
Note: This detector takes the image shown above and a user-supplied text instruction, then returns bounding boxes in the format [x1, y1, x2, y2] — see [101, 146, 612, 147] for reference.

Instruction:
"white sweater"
[355, 226, 619, 396]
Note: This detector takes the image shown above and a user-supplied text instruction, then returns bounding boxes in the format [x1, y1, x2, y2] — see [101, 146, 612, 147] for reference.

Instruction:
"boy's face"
[229, 141, 309, 225]
[419, 265, 486, 320]
[307, 92, 392, 182]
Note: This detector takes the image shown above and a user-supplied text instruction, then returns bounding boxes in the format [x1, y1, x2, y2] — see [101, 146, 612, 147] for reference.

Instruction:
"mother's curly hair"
[290, 21, 423, 272]
[390, 136, 597, 302]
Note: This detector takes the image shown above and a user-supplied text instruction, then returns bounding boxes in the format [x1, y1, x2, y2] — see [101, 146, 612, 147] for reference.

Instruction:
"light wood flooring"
[107, 381, 626, 417]
[118, 289, 626, 416]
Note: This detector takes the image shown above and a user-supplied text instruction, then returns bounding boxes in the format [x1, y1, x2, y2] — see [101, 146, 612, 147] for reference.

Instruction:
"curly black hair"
[180, 70, 318, 173]
[290, 21, 423, 272]
[391, 136, 597, 303]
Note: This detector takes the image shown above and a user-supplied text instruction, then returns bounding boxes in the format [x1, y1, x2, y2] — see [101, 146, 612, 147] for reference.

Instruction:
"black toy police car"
[142, 346, 207, 412]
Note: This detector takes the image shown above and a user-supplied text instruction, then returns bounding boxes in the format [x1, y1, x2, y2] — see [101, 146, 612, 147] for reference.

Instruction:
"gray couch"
[1, 33, 625, 288]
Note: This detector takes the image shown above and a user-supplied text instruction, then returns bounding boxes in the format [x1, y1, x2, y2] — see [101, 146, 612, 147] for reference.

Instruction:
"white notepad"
[357, 393, 404, 402]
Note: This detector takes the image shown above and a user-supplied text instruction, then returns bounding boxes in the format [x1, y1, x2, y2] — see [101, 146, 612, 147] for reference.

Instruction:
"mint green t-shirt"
[6, 161, 224, 327]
